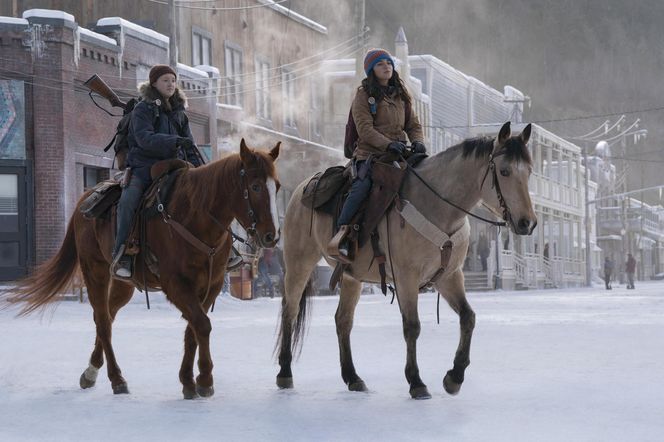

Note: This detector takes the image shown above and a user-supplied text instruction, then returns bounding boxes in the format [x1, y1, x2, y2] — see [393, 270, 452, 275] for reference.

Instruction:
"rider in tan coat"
[330, 48, 425, 261]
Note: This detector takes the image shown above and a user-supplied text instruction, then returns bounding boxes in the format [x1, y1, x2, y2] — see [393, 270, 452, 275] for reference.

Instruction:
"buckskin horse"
[2, 139, 281, 399]
[276, 122, 537, 399]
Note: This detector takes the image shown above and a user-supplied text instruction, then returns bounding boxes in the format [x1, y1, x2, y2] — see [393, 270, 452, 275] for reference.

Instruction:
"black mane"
[449, 136, 532, 164]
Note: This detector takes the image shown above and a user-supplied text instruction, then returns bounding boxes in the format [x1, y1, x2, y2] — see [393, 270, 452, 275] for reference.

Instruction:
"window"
[224, 41, 243, 107]
[83, 167, 107, 190]
[255, 56, 271, 120]
[192, 27, 212, 66]
[282, 68, 296, 128]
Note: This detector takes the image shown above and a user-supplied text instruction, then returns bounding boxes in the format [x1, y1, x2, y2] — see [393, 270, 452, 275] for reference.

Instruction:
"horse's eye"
[251, 184, 261, 192]
[500, 169, 510, 177]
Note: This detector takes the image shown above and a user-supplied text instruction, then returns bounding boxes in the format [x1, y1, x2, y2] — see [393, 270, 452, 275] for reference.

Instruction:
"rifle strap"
[88, 91, 121, 117]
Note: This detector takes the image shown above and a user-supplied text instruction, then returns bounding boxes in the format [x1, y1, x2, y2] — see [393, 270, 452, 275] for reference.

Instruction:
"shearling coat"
[127, 82, 201, 183]
[351, 86, 424, 161]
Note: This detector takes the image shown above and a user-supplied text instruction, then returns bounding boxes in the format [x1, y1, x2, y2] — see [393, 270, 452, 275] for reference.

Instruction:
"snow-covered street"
[1, 281, 663, 441]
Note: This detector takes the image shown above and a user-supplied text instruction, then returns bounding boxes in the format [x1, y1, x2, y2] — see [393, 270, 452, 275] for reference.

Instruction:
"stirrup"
[226, 246, 244, 271]
[110, 245, 133, 279]
[327, 225, 354, 264]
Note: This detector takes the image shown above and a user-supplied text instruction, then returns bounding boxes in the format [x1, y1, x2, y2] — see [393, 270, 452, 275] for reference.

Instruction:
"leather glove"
[412, 141, 427, 154]
[387, 141, 407, 156]
[176, 137, 194, 150]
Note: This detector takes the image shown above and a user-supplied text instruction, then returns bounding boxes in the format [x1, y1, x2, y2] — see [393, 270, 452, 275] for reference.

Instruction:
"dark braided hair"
[360, 69, 412, 107]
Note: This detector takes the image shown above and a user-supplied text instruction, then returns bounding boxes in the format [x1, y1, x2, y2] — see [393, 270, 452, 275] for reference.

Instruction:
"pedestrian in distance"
[603, 256, 614, 290]
[625, 253, 636, 289]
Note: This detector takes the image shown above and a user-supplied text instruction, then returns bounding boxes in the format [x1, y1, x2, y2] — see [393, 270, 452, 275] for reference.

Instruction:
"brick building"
[0, 10, 216, 279]
[0, 3, 357, 280]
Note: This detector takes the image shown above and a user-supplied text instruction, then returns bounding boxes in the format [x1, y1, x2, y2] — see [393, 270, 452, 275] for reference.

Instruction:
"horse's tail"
[1, 215, 79, 316]
[275, 275, 314, 359]
[291, 277, 314, 357]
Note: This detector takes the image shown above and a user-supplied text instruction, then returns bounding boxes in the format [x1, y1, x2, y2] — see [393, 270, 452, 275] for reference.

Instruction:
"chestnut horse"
[276, 122, 537, 399]
[3, 139, 281, 399]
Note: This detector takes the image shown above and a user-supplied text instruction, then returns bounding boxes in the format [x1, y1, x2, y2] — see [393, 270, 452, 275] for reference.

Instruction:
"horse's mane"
[177, 150, 277, 222]
[438, 136, 532, 165]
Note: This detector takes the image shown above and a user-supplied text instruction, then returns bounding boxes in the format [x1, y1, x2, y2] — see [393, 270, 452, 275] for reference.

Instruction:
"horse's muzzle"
[261, 230, 279, 248]
[515, 217, 537, 235]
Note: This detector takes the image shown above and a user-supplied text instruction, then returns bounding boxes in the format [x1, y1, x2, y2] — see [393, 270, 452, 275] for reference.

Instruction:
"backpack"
[103, 100, 204, 169]
[343, 97, 412, 159]
[103, 98, 139, 170]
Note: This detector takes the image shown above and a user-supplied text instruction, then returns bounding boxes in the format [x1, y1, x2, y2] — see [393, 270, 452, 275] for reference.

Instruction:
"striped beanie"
[363, 48, 394, 77]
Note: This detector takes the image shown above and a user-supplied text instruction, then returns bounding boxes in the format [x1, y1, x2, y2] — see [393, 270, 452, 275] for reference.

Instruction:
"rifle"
[83, 74, 127, 113]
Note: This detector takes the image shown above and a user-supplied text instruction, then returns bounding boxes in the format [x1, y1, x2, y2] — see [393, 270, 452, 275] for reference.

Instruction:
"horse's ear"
[520, 123, 532, 145]
[495, 122, 511, 149]
[270, 142, 281, 161]
[240, 138, 252, 164]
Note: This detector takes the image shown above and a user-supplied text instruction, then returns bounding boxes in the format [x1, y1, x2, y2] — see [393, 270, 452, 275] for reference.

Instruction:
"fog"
[291, 0, 664, 203]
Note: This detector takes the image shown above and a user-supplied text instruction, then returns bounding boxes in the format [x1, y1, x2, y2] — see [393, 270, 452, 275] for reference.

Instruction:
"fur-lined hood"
[138, 81, 188, 111]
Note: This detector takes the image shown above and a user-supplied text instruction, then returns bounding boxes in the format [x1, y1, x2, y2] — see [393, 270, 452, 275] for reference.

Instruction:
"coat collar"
[138, 81, 188, 111]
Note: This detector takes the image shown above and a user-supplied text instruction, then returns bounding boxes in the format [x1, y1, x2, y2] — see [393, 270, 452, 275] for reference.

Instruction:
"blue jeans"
[112, 174, 146, 257]
[337, 161, 372, 227]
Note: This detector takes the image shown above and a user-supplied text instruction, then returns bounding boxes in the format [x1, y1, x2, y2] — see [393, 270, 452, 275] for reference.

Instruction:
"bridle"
[406, 144, 513, 228]
[478, 149, 515, 230]
[239, 167, 261, 237]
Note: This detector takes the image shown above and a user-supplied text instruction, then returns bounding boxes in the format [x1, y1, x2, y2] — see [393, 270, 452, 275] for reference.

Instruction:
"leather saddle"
[122, 160, 191, 277]
[316, 152, 427, 291]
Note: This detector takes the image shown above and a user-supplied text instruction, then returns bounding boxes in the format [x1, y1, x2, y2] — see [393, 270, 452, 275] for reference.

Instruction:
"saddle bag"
[79, 180, 122, 219]
[301, 165, 348, 209]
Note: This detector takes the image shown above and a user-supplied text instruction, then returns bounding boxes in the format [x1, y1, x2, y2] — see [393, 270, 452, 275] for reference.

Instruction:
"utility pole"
[168, 0, 178, 68]
[583, 142, 592, 286]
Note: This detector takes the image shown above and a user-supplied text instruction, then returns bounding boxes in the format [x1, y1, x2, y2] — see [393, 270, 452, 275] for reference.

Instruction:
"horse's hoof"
[196, 384, 214, 398]
[443, 373, 462, 395]
[182, 386, 198, 400]
[112, 382, 130, 395]
[348, 379, 368, 392]
[409, 385, 432, 400]
[79, 372, 96, 389]
[276, 376, 294, 389]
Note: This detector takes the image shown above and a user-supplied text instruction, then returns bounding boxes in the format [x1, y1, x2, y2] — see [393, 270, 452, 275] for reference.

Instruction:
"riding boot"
[111, 244, 132, 278]
[328, 225, 353, 264]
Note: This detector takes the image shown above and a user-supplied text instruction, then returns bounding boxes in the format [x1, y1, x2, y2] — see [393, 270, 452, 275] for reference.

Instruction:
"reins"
[405, 150, 509, 228]
[152, 164, 263, 307]
[398, 147, 515, 323]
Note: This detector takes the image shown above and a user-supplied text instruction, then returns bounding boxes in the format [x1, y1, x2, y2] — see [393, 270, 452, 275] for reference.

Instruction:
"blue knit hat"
[364, 48, 394, 77]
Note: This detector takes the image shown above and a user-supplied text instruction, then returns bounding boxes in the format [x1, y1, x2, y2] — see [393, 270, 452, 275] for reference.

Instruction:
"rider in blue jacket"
[111, 64, 201, 278]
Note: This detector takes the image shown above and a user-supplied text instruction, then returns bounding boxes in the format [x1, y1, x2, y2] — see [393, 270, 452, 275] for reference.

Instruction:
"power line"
[143, 0, 290, 11]
[603, 155, 664, 163]
[421, 105, 664, 130]
[0, 41, 363, 103]
[0, 36, 361, 97]
[0, 28, 368, 91]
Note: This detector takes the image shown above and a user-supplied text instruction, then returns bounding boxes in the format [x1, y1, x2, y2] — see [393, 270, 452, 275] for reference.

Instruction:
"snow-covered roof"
[0, 17, 29, 26]
[22, 9, 75, 23]
[195, 65, 221, 78]
[177, 63, 208, 80]
[78, 27, 117, 47]
[96, 17, 169, 47]
[256, 0, 327, 34]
